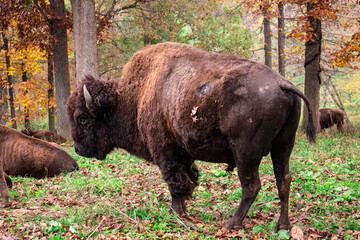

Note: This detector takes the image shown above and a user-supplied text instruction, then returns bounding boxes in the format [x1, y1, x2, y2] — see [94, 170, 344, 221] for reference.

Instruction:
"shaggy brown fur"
[67, 42, 316, 231]
[0, 125, 78, 207]
[319, 108, 345, 132]
[21, 128, 67, 144]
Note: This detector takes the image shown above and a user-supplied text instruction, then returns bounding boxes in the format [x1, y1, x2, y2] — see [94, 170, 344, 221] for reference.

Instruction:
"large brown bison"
[21, 128, 67, 144]
[67, 42, 316, 230]
[0, 125, 78, 207]
[319, 108, 345, 132]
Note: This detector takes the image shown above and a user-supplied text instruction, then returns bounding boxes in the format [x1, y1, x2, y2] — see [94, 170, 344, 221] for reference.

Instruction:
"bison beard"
[66, 42, 316, 231]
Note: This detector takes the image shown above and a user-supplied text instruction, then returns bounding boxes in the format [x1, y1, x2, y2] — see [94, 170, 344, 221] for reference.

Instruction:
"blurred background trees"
[0, 0, 359, 135]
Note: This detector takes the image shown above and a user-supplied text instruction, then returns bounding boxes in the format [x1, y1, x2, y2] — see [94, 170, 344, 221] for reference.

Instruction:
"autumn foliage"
[0, 0, 359, 129]
[0, 0, 72, 127]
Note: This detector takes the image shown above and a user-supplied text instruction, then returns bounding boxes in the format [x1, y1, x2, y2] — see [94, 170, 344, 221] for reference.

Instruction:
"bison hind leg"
[222, 148, 262, 230]
[270, 117, 300, 230]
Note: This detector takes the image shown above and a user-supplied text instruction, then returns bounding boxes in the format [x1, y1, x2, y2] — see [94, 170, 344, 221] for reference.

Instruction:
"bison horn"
[83, 85, 93, 109]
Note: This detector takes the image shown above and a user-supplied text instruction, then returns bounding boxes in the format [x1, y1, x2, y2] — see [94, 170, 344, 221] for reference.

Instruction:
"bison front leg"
[336, 121, 344, 133]
[5, 173, 12, 189]
[0, 170, 10, 207]
[158, 158, 199, 217]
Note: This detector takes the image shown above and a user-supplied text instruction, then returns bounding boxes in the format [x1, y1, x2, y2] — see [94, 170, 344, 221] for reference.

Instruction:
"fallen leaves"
[1, 134, 359, 239]
[291, 226, 304, 240]
[215, 229, 246, 238]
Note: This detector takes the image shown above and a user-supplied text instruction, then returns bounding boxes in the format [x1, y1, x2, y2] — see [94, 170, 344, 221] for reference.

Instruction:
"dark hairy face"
[70, 111, 112, 160]
[66, 77, 118, 160]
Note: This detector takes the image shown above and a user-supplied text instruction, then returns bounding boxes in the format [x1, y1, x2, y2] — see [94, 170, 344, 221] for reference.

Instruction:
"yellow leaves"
[340, 76, 360, 98]
[2, 46, 46, 77]
[14, 75, 51, 120]
[6, 67, 16, 76]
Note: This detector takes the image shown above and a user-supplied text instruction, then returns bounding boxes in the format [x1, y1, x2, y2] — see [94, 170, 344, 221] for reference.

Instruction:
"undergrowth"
[0, 131, 359, 239]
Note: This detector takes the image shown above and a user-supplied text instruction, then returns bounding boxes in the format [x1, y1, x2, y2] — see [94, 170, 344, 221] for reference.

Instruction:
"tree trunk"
[49, 0, 71, 137]
[21, 64, 30, 129]
[278, 0, 285, 77]
[0, 81, 6, 125]
[3, 35, 17, 129]
[0, 87, 7, 125]
[263, 4, 272, 68]
[302, 2, 321, 132]
[0, 34, 7, 125]
[48, 54, 55, 132]
[71, 0, 99, 84]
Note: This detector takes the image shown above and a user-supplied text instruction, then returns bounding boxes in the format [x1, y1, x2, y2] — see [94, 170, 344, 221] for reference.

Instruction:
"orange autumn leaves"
[0, 42, 52, 125]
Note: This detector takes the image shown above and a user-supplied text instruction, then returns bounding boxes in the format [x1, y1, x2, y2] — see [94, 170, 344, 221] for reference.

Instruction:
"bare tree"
[71, 0, 99, 85]
[49, 0, 71, 137]
[278, 0, 285, 76]
[21, 64, 30, 129]
[302, 2, 321, 131]
[3, 34, 16, 129]
[263, 2, 272, 68]
[47, 54, 55, 132]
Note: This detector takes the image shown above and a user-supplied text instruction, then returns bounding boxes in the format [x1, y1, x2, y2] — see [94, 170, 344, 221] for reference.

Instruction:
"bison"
[67, 42, 316, 230]
[0, 125, 79, 207]
[21, 128, 67, 144]
[319, 108, 345, 132]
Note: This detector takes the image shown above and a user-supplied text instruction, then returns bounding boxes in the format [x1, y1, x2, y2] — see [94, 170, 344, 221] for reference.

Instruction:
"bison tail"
[297, 91, 316, 144]
[277, 78, 316, 144]
[306, 112, 316, 144]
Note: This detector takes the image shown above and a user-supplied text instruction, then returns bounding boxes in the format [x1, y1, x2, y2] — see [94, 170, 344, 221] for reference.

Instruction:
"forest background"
[0, 0, 359, 134]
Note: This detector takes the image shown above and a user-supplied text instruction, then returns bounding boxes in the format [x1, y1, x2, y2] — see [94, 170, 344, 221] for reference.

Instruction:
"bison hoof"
[0, 201, 10, 208]
[181, 213, 193, 220]
[222, 222, 242, 230]
[276, 222, 292, 231]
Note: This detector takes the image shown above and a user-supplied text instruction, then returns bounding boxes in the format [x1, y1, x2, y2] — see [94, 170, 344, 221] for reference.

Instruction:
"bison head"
[66, 76, 119, 160]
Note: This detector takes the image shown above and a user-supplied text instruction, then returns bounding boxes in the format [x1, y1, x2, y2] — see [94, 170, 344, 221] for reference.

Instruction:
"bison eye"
[78, 116, 89, 126]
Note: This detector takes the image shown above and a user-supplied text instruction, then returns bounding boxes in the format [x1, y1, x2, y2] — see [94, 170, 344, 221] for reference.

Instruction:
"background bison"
[0, 125, 78, 207]
[319, 108, 345, 132]
[67, 42, 315, 230]
[21, 128, 67, 144]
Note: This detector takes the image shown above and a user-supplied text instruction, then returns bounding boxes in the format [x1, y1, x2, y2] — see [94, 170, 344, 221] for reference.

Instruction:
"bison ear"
[83, 85, 93, 110]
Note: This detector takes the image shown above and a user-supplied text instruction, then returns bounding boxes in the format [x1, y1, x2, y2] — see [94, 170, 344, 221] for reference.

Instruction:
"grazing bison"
[319, 108, 345, 132]
[21, 128, 67, 144]
[67, 42, 316, 230]
[0, 125, 78, 207]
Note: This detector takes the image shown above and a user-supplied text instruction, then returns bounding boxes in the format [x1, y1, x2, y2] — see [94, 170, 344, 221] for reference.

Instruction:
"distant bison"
[0, 125, 78, 207]
[67, 42, 316, 230]
[319, 108, 345, 132]
[21, 128, 67, 144]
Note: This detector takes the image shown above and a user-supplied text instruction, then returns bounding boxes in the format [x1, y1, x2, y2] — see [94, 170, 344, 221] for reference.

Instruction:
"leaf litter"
[0, 134, 359, 239]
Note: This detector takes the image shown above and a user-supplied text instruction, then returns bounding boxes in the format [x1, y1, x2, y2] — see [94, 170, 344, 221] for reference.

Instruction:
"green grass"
[0, 131, 359, 239]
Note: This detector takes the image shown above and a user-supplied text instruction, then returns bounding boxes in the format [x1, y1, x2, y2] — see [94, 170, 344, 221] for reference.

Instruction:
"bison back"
[1, 129, 77, 178]
[120, 42, 298, 164]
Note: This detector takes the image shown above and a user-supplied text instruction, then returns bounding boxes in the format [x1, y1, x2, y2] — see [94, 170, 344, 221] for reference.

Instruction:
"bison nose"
[74, 146, 80, 154]
[74, 143, 82, 155]
[73, 162, 79, 171]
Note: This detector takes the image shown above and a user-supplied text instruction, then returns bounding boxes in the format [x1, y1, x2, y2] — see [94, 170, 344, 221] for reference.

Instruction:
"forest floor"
[0, 130, 359, 239]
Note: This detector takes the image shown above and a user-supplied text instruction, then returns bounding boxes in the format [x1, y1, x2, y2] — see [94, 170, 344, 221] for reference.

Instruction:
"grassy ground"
[0, 130, 359, 239]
